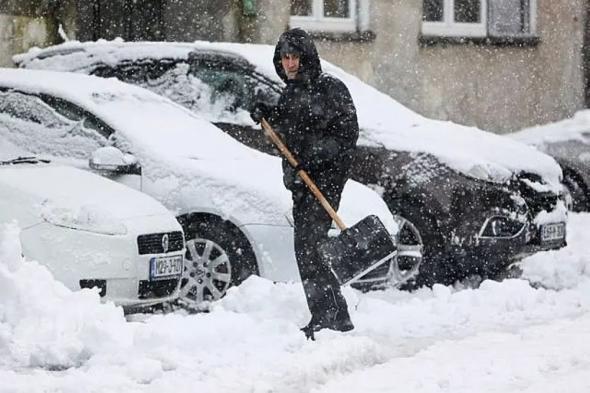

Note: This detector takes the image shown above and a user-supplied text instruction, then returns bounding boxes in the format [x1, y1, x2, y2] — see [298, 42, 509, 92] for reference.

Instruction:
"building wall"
[0, 15, 51, 67]
[246, 0, 586, 133]
[163, 0, 238, 42]
[0, 0, 77, 67]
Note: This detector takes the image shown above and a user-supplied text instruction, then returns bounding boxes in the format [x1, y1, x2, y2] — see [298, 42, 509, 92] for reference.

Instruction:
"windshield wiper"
[0, 156, 51, 166]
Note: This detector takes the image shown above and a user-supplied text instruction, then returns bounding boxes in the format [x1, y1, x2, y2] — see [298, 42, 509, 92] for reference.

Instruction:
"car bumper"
[20, 221, 184, 308]
[449, 221, 567, 275]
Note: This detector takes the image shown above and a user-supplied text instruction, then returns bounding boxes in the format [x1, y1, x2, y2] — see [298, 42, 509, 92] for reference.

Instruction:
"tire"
[563, 170, 589, 212]
[392, 217, 424, 282]
[177, 215, 258, 305]
[394, 205, 454, 288]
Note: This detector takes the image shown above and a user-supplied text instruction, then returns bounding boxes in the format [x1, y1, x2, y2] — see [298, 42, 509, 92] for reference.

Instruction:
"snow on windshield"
[0, 91, 107, 160]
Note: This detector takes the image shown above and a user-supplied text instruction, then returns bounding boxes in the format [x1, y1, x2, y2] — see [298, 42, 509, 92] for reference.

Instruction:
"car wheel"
[563, 170, 589, 212]
[389, 216, 423, 284]
[178, 215, 258, 306]
[393, 205, 453, 288]
[350, 216, 423, 291]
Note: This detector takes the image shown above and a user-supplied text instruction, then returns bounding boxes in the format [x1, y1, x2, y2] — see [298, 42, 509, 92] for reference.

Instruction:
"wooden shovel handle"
[261, 118, 347, 230]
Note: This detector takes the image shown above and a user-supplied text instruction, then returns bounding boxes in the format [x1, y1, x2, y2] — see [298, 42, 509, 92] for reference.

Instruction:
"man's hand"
[283, 164, 304, 190]
[250, 102, 272, 124]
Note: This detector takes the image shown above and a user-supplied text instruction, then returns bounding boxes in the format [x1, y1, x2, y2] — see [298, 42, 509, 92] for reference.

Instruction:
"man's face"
[281, 53, 300, 80]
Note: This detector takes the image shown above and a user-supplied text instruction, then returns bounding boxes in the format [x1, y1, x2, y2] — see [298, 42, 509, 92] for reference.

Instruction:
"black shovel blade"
[319, 215, 397, 285]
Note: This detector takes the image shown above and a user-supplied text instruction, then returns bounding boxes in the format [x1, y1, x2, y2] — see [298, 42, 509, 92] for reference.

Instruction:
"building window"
[422, 0, 536, 38]
[290, 0, 360, 33]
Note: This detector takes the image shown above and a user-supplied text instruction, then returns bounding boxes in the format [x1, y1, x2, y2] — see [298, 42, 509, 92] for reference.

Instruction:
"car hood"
[0, 164, 172, 224]
[131, 141, 397, 230]
[325, 60, 562, 189]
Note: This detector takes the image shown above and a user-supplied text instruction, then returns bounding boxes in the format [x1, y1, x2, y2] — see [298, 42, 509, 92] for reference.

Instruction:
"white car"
[0, 139, 184, 310]
[0, 68, 418, 304]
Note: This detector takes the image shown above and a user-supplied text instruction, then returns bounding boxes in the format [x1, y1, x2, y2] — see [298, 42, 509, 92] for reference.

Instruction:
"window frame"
[422, 0, 488, 37]
[422, 0, 538, 39]
[290, 0, 358, 33]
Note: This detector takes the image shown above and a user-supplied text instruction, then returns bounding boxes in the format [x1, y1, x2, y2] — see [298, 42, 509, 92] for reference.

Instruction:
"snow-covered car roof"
[15, 40, 563, 188]
[510, 110, 590, 146]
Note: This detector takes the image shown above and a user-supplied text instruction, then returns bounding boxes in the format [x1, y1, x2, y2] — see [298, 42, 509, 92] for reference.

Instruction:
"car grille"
[79, 279, 107, 297]
[137, 231, 184, 255]
[138, 278, 179, 299]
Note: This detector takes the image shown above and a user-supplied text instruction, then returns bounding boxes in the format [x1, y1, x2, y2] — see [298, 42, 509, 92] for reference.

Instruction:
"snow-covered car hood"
[0, 164, 173, 232]
[510, 110, 590, 146]
[14, 40, 563, 188]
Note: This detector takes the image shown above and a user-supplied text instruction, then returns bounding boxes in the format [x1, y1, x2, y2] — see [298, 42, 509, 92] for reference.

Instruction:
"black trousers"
[291, 177, 351, 326]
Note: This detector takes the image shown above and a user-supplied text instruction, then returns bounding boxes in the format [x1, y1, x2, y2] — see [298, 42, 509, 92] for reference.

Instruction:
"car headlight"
[41, 201, 128, 235]
[480, 215, 525, 238]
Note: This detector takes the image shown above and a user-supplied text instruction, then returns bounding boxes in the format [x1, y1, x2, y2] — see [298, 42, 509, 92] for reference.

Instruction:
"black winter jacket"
[269, 28, 359, 191]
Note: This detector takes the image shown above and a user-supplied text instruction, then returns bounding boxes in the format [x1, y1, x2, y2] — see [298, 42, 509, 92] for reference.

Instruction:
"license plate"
[541, 223, 566, 242]
[150, 255, 183, 280]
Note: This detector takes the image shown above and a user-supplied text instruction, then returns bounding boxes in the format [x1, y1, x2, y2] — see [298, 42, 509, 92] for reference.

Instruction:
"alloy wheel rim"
[388, 218, 423, 285]
[180, 238, 232, 305]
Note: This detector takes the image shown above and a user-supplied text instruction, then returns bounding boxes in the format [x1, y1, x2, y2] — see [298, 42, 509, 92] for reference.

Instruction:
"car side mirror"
[89, 146, 141, 175]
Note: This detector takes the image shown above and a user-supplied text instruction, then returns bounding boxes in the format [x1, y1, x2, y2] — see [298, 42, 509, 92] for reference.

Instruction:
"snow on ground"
[1, 215, 590, 393]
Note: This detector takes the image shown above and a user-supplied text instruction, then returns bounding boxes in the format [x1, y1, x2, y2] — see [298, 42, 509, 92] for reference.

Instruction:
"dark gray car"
[15, 41, 569, 287]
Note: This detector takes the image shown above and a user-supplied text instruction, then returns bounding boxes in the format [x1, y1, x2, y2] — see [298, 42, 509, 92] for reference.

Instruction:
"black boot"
[300, 312, 354, 340]
[300, 323, 317, 341]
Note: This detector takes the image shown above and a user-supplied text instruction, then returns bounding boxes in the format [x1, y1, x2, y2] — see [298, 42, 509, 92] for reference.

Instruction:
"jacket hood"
[273, 28, 322, 83]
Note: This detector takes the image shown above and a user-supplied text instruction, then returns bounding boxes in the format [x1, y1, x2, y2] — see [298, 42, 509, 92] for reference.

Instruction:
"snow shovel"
[260, 119, 397, 285]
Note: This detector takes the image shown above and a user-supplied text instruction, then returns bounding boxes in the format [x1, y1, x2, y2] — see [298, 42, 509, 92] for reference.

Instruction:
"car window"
[0, 90, 110, 159]
[0, 89, 70, 128]
[192, 67, 249, 111]
[94, 58, 179, 83]
[39, 94, 115, 139]
[189, 57, 280, 113]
